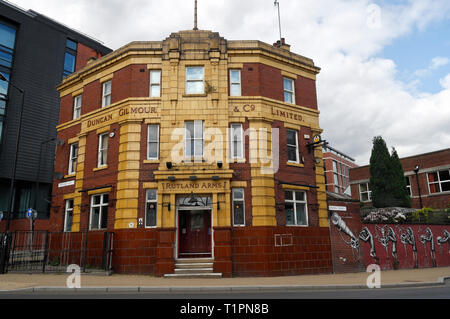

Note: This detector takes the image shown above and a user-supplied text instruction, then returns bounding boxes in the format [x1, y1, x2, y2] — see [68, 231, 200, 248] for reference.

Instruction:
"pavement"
[0, 267, 449, 292]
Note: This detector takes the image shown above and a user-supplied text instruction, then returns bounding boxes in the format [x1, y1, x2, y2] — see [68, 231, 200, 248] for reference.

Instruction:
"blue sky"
[378, 18, 450, 94]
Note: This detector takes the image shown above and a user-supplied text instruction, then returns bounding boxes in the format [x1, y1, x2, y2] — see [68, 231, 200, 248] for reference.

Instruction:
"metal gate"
[0, 231, 114, 273]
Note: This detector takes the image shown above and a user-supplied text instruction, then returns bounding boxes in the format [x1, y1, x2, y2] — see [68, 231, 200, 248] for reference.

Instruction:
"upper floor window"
[0, 22, 16, 69]
[102, 80, 112, 107]
[359, 183, 371, 202]
[283, 77, 295, 104]
[285, 190, 308, 226]
[185, 120, 203, 158]
[73, 95, 82, 120]
[186, 66, 204, 94]
[0, 21, 16, 143]
[229, 69, 241, 96]
[147, 124, 160, 160]
[63, 39, 77, 78]
[98, 133, 108, 167]
[68, 143, 78, 175]
[230, 123, 244, 160]
[428, 169, 450, 194]
[150, 70, 161, 97]
[286, 129, 299, 163]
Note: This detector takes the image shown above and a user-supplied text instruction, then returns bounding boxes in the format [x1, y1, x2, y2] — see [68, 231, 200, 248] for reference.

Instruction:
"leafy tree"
[369, 136, 411, 208]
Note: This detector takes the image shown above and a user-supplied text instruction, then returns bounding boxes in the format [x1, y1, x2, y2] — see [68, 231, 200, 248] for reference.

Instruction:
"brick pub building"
[51, 28, 332, 277]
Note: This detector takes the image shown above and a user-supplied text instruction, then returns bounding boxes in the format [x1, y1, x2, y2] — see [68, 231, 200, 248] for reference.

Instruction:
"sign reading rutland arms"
[83, 105, 158, 130]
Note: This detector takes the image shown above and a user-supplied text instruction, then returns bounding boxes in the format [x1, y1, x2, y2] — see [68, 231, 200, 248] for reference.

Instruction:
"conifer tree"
[390, 148, 412, 208]
[369, 136, 411, 208]
[369, 136, 392, 208]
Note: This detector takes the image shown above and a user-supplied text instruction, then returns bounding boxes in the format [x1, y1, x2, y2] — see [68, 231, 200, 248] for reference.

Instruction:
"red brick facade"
[350, 148, 450, 209]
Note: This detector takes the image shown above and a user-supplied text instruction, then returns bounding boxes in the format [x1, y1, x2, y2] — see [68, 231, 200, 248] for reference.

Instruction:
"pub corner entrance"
[176, 195, 213, 259]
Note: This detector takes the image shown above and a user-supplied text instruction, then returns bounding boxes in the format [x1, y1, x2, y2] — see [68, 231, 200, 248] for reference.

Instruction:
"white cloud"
[440, 74, 450, 89]
[431, 57, 449, 69]
[9, 0, 450, 165]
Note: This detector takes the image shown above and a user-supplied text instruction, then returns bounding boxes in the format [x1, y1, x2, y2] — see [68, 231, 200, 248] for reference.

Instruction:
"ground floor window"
[89, 193, 108, 230]
[232, 188, 245, 226]
[285, 190, 308, 226]
[145, 189, 157, 227]
[64, 199, 73, 232]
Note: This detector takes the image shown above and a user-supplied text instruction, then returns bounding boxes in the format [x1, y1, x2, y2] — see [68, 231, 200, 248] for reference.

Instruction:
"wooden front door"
[178, 210, 211, 257]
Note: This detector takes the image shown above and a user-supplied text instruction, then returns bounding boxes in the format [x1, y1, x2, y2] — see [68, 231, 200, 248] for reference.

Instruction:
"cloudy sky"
[9, 0, 450, 165]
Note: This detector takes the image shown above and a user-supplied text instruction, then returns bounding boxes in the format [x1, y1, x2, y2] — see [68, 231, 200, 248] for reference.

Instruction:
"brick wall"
[241, 63, 318, 110]
[231, 226, 332, 277]
[328, 201, 366, 273]
[76, 43, 103, 72]
[361, 224, 450, 270]
[349, 149, 450, 209]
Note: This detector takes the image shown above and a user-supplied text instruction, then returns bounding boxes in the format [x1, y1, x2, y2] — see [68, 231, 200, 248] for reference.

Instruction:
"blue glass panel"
[0, 49, 12, 68]
[0, 72, 10, 96]
[66, 39, 77, 51]
[64, 52, 76, 73]
[0, 23, 16, 50]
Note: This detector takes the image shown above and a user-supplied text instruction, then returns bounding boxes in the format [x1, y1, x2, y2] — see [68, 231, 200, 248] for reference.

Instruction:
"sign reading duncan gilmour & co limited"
[84, 106, 158, 129]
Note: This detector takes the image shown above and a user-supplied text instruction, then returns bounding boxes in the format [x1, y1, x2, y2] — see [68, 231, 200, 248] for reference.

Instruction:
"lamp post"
[413, 165, 423, 209]
[0, 72, 25, 274]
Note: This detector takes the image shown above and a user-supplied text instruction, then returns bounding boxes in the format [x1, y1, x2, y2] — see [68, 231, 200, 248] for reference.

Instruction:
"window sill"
[182, 93, 207, 98]
[286, 224, 309, 227]
[64, 173, 76, 179]
[230, 158, 246, 164]
[143, 159, 160, 164]
[287, 162, 304, 168]
[93, 165, 108, 172]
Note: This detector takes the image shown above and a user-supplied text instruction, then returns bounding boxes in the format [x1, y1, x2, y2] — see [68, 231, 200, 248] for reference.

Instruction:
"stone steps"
[164, 258, 222, 278]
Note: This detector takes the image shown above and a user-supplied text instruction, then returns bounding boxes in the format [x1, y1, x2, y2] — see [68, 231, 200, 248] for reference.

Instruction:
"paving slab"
[0, 267, 448, 292]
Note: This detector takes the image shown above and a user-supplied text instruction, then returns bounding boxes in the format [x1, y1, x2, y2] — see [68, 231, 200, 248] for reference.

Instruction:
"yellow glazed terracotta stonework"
[56, 30, 328, 231]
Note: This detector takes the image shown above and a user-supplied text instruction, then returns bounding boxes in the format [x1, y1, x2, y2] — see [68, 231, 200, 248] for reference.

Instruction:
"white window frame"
[73, 95, 82, 120]
[283, 77, 295, 104]
[285, 190, 308, 226]
[89, 193, 109, 230]
[98, 133, 108, 167]
[102, 80, 112, 107]
[149, 70, 161, 97]
[427, 169, 450, 194]
[185, 66, 204, 94]
[147, 124, 160, 160]
[286, 129, 299, 163]
[230, 123, 244, 160]
[232, 188, 245, 226]
[68, 142, 78, 175]
[359, 183, 372, 202]
[405, 176, 412, 196]
[64, 199, 74, 232]
[145, 189, 158, 228]
[184, 120, 204, 159]
[229, 69, 241, 96]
